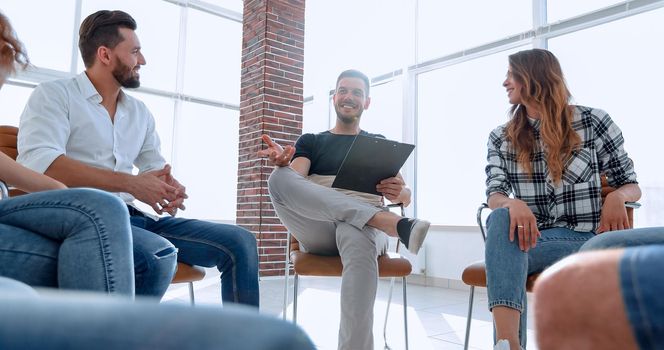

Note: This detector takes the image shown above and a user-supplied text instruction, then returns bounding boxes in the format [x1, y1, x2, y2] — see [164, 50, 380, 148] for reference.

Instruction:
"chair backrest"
[0, 125, 18, 160]
[0, 125, 27, 197]
[289, 234, 300, 255]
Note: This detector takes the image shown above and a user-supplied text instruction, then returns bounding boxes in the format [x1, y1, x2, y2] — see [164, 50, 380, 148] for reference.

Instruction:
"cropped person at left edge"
[17, 10, 259, 305]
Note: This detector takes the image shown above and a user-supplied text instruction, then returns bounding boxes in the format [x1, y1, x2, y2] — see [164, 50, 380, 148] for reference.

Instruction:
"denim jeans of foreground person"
[129, 207, 260, 306]
[0, 277, 315, 350]
[0, 189, 134, 294]
[617, 245, 664, 349]
[580, 226, 664, 251]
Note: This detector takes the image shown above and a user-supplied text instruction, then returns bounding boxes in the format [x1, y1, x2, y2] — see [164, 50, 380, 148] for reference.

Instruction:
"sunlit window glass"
[547, 0, 624, 23]
[0, 84, 34, 126]
[417, 0, 531, 62]
[200, 0, 243, 13]
[304, 0, 414, 97]
[1, 1, 76, 71]
[173, 102, 239, 221]
[183, 9, 241, 104]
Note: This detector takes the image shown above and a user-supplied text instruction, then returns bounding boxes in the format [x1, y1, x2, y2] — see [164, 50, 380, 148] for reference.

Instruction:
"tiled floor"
[163, 270, 537, 350]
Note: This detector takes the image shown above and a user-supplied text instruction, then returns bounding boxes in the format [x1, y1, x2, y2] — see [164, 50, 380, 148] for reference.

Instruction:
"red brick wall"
[238, 0, 305, 277]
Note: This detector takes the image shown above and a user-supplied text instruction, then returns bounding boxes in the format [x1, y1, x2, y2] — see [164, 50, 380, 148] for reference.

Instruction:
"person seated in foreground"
[0, 276, 315, 350]
[258, 69, 430, 350]
[534, 244, 664, 350]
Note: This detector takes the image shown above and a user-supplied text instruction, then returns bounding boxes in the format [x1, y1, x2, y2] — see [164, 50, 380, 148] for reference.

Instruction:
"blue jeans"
[0, 277, 314, 350]
[580, 226, 664, 251]
[619, 245, 664, 349]
[485, 208, 595, 347]
[0, 189, 134, 295]
[129, 208, 259, 307]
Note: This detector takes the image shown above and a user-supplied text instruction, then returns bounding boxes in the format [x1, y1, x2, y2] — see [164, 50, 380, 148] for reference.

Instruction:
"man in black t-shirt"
[259, 69, 430, 350]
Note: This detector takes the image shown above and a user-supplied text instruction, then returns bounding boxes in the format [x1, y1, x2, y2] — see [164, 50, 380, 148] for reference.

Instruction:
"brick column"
[238, 0, 305, 277]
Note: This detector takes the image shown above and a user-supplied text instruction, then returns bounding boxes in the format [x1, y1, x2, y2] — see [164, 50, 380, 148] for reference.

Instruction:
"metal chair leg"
[293, 274, 299, 324]
[382, 276, 409, 350]
[383, 277, 396, 350]
[403, 276, 409, 350]
[464, 286, 475, 350]
[282, 270, 289, 320]
[188, 282, 195, 305]
[283, 233, 291, 320]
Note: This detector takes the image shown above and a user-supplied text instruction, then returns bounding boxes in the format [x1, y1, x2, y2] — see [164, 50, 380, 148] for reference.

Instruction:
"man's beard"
[334, 104, 362, 124]
[112, 61, 140, 88]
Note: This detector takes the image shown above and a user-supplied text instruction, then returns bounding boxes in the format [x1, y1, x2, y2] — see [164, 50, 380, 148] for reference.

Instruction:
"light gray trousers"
[268, 166, 389, 350]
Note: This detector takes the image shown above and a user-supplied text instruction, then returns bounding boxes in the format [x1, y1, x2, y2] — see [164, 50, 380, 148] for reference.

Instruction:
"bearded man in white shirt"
[17, 10, 259, 304]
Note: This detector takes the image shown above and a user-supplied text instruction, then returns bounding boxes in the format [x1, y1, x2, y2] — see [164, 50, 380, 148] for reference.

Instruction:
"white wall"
[419, 226, 485, 282]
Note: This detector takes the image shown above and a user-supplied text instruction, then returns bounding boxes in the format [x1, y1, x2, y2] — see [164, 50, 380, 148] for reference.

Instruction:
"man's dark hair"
[78, 10, 137, 68]
[336, 69, 370, 96]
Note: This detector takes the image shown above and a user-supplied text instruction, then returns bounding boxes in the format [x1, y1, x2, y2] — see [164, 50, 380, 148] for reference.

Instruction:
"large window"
[547, 0, 625, 23]
[174, 103, 239, 221]
[303, 0, 415, 98]
[0, 85, 33, 126]
[417, 0, 531, 62]
[4, 1, 241, 222]
[183, 8, 242, 103]
[1, 1, 77, 72]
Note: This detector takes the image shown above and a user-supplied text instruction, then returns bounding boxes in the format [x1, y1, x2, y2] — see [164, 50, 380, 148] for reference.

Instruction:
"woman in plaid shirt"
[484, 49, 641, 350]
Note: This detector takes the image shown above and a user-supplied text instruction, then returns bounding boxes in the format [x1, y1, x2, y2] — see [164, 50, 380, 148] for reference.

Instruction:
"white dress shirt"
[17, 72, 166, 203]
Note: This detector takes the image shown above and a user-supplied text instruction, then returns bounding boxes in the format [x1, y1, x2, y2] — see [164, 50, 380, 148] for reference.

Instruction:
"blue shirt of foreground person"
[0, 277, 315, 350]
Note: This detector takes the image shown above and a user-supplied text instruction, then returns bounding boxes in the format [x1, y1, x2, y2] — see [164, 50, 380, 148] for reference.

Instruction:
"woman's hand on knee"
[504, 199, 540, 251]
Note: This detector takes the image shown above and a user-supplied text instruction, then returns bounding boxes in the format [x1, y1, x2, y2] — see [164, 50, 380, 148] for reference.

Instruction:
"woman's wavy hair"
[0, 12, 29, 77]
[505, 49, 580, 184]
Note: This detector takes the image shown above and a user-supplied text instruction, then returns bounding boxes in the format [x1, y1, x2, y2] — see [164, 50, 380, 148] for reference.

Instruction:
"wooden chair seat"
[461, 260, 539, 292]
[172, 262, 206, 284]
[289, 234, 412, 277]
[0, 125, 18, 160]
[290, 250, 412, 277]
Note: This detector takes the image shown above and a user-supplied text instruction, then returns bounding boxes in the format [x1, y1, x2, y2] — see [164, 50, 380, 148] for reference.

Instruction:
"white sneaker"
[397, 218, 430, 255]
[494, 339, 510, 350]
[493, 339, 524, 350]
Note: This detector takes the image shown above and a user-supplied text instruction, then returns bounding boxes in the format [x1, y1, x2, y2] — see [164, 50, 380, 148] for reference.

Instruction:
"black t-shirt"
[293, 130, 386, 176]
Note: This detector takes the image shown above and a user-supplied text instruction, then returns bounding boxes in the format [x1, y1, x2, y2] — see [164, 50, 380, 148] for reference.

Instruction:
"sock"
[397, 218, 414, 242]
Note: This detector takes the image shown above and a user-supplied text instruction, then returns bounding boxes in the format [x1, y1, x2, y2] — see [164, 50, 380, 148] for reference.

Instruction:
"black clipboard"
[331, 134, 415, 195]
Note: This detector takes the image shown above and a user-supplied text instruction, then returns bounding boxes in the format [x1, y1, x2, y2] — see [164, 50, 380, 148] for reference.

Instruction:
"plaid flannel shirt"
[485, 105, 638, 232]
